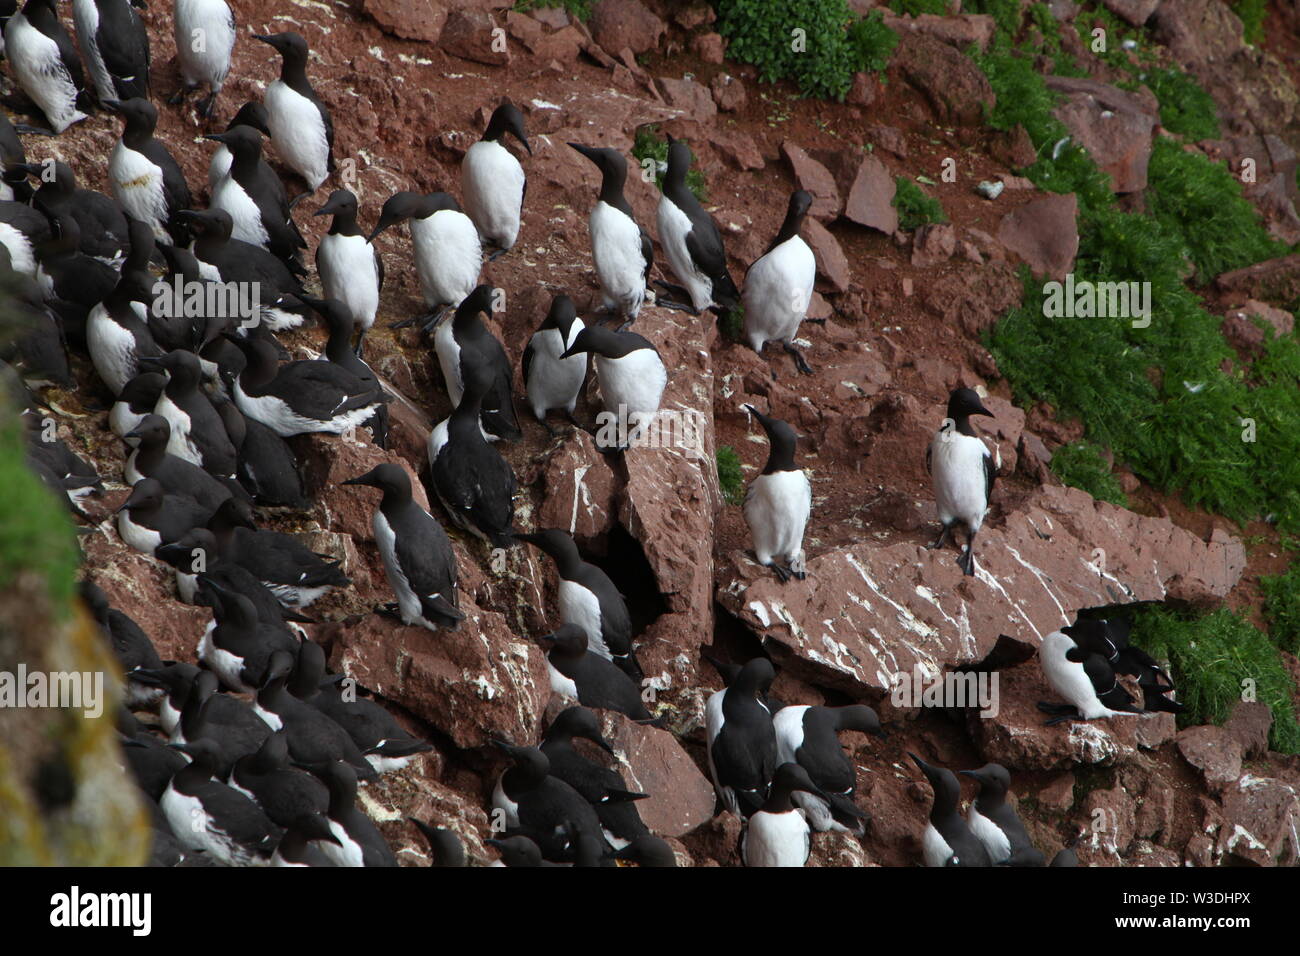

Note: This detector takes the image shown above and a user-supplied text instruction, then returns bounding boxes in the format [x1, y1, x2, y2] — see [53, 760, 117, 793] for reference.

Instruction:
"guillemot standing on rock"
[314, 189, 381, 355]
[72, 0, 149, 103]
[208, 101, 271, 189]
[142, 349, 238, 477]
[4, 0, 87, 133]
[433, 285, 520, 440]
[491, 740, 611, 863]
[926, 387, 997, 577]
[124, 414, 242, 510]
[1037, 626, 1144, 726]
[741, 762, 826, 867]
[29, 161, 130, 264]
[196, 576, 300, 694]
[170, 0, 235, 118]
[225, 328, 385, 438]
[959, 762, 1045, 866]
[533, 623, 651, 720]
[170, 669, 272, 776]
[208, 125, 307, 273]
[614, 834, 678, 867]
[743, 189, 816, 374]
[372, 191, 481, 331]
[540, 706, 649, 848]
[270, 815, 341, 867]
[569, 142, 651, 326]
[207, 496, 350, 608]
[517, 528, 640, 682]
[461, 101, 530, 258]
[342, 463, 463, 633]
[301, 295, 388, 447]
[909, 752, 992, 867]
[105, 98, 191, 245]
[428, 360, 517, 547]
[1065, 615, 1184, 715]
[254, 31, 334, 196]
[111, 371, 166, 438]
[523, 293, 586, 432]
[34, 211, 121, 310]
[410, 819, 466, 867]
[162, 738, 281, 867]
[116, 477, 212, 556]
[772, 704, 880, 834]
[560, 325, 666, 446]
[654, 138, 738, 315]
[316, 761, 396, 867]
[705, 657, 778, 818]
[743, 404, 811, 583]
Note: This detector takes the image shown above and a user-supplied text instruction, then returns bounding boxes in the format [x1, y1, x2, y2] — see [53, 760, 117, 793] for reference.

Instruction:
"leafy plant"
[888, 0, 948, 15]
[1131, 606, 1300, 754]
[1129, 67, 1220, 140]
[1049, 441, 1129, 506]
[1262, 562, 1300, 655]
[632, 125, 707, 201]
[847, 9, 899, 74]
[512, 0, 592, 21]
[892, 176, 946, 230]
[1231, 0, 1267, 45]
[717, 445, 744, 505]
[716, 0, 858, 101]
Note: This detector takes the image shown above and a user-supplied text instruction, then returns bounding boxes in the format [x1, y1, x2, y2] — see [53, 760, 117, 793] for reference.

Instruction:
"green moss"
[963, 0, 1026, 44]
[717, 445, 744, 505]
[1231, 0, 1266, 45]
[720, 303, 745, 343]
[632, 125, 707, 202]
[1131, 606, 1300, 754]
[716, 0, 859, 101]
[1049, 441, 1129, 506]
[888, 0, 948, 15]
[511, 0, 592, 21]
[892, 176, 946, 230]
[847, 9, 899, 74]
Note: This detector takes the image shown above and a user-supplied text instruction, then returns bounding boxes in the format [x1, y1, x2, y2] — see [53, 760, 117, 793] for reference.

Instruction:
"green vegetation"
[964, 0, 1025, 42]
[512, 0, 592, 21]
[717, 0, 898, 101]
[719, 303, 745, 343]
[1231, 0, 1267, 45]
[0, 415, 79, 615]
[892, 176, 946, 230]
[1049, 441, 1129, 506]
[1262, 562, 1300, 655]
[632, 125, 707, 201]
[717, 446, 744, 505]
[888, 0, 948, 15]
[1131, 606, 1300, 754]
[1132, 67, 1220, 140]
[847, 9, 899, 74]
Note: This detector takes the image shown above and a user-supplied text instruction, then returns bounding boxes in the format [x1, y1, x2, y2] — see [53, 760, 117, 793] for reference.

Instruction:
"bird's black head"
[484, 102, 531, 155]
[342, 463, 410, 497]
[124, 413, 170, 446]
[732, 657, 775, 698]
[105, 97, 158, 140]
[945, 387, 994, 423]
[205, 124, 263, 162]
[368, 191, 424, 241]
[228, 101, 272, 137]
[313, 188, 357, 220]
[547, 706, 614, 754]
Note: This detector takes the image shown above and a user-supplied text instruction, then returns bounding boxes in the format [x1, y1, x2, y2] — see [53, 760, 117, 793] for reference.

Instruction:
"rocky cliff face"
[8, 0, 1300, 866]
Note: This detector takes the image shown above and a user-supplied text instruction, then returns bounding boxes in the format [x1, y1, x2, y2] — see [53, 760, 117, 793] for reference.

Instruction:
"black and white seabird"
[116, 477, 212, 555]
[253, 650, 378, 781]
[705, 657, 778, 818]
[1037, 625, 1144, 726]
[433, 284, 520, 440]
[743, 404, 811, 583]
[131, 661, 200, 737]
[371, 190, 480, 329]
[569, 142, 652, 326]
[522, 293, 586, 432]
[743, 189, 816, 374]
[302, 295, 388, 447]
[429, 360, 517, 546]
[208, 100, 271, 190]
[772, 704, 880, 834]
[485, 835, 553, 867]
[654, 138, 738, 315]
[29, 160, 130, 264]
[225, 328, 385, 438]
[926, 387, 997, 576]
[4, 0, 87, 132]
[162, 738, 281, 867]
[560, 324, 666, 444]
[270, 814, 341, 866]
[34, 210, 122, 312]
[26, 423, 102, 511]
[532, 623, 651, 721]
[110, 371, 166, 438]
[959, 763, 1045, 866]
[196, 576, 300, 694]
[293, 639, 434, 773]
[80, 579, 162, 708]
[124, 414, 242, 511]
[0, 112, 41, 203]
[72, 0, 149, 104]
[170, 0, 235, 118]
[613, 834, 677, 867]
[517, 528, 640, 681]
[141, 349, 238, 476]
[207, 496, 350, 607]
[461, 101, 530, 258]
[313, 189, 382, 355]
[170, 669, 272, 776]
[410, 819, 466, 867]
[317, 760, 397, 867]
[253, 31, 334, 195]
[909, 752, 992, 867]
[207, 124, 307, 273]
[740, 762, 826, 867]
[342, 463, 464, 633]
[491, 740, 611, 863]
[177, 208, 306, 331]
[540, 706, 649, 848]
[120, 728, 187, 803]
[229, 730, 329, 830]
[104, 98, 191, 246]
[0, 198, 51, 278]
[1066, 615, 1184, 715]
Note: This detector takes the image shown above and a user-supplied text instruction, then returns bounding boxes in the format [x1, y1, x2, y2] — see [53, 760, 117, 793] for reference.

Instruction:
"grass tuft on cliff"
[716, 445, 744, 505]
[1049, 441, 1129, 507]
[632, 125, 707, 201]
[892, 177, 946, 230]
